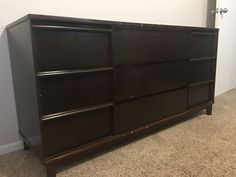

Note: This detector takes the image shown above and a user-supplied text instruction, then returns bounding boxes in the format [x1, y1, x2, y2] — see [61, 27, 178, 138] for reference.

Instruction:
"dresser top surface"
[7, 14, 219, 32]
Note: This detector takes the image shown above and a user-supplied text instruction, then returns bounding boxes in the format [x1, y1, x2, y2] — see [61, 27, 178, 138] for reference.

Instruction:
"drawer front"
[39, 72, 112, 115]
[42, 107, 113, 156]
[191, 33, 218, 58]
[33, 29, 111, 71]
[115, 88, 187, 134]
[114, 62, 188, 102]
[189, 60, 214, 83]
[113, 30, 190, 66]
[189, 84, 211, 107]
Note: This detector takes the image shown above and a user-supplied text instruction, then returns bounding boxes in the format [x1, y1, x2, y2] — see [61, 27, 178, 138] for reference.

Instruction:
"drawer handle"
[42, 102, 114, 121]
[37, 67, 113, 77]
[32, 25, 112, 32]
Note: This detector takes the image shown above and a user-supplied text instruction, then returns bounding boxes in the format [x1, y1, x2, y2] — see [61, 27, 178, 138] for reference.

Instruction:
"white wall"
[0, 0, 209, 155]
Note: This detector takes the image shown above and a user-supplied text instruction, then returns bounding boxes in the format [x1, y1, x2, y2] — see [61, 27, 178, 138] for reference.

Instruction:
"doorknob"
[212, 7, 228, 18]
[213, 8, 228, 14]
[220, 8, 228, 14]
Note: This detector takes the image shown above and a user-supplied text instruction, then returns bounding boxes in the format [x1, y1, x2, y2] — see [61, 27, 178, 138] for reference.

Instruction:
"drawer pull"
[32, 25, 112, 32]
[189, 80, 215, 87]
[42, 102, 114, 121]
[190, 57, 216, 62]
[191, 32, 218, 35]
[37, 67, 113, 77]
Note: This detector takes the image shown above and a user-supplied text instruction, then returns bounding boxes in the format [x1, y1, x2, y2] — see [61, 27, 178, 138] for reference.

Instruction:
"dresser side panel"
[7, 20, 42, 157]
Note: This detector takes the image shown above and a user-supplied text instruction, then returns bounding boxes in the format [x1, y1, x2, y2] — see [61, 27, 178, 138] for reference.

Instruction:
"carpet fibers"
[0, 89, 236, 177]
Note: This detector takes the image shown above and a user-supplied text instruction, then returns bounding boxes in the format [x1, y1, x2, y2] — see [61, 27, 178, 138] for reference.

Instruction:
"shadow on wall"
[0, 29, 12, 90]
[0, 29, 9, 68]
[206, 0, 216, 28]
[0, 29, 20, 149]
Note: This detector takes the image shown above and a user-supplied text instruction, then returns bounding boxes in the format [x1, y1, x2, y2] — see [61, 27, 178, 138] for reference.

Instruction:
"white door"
[215, 0, 236, 95]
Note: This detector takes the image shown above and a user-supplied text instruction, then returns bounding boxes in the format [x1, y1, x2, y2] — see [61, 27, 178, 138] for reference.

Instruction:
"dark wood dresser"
[7, 14, 218, 177]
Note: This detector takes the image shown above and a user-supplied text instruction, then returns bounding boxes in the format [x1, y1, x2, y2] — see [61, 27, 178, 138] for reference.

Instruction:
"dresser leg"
[206, 105, 212, 115]
[46, 165, 57, 177]
[23, 141, 30, 150]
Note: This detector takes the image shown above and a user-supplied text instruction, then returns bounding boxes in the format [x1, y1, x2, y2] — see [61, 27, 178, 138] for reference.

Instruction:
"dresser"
[7, 14, 218, 177]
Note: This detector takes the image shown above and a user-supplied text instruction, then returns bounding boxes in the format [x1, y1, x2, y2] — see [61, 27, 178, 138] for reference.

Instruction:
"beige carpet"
[0, 89, 236, 177]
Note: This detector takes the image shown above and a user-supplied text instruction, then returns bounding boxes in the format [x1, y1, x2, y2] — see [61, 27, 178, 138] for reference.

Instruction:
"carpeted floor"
[0, 89, 236, 177]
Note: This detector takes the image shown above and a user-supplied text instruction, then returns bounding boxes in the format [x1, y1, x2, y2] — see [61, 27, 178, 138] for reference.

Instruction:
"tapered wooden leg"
[46, 165, 57, 177]
[206, 104, 213, 115]
[23, 141, 30, 150]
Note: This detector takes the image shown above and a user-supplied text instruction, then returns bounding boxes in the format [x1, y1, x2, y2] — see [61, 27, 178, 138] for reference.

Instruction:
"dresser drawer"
[33, 29, 111, 71]
[115, 88, 187, 134]
[42, 107, 113, 156]
[38, 71, 112, 115]
[189, 84, 211, 107]
[191, 33, 218, 58]
[114, 62, 188, 102]
[113, 29, 190, 66]
[189, 60, 215, 83]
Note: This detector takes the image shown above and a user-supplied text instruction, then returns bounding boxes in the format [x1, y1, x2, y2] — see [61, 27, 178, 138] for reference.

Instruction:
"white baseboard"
[0, 140, 23, 156]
